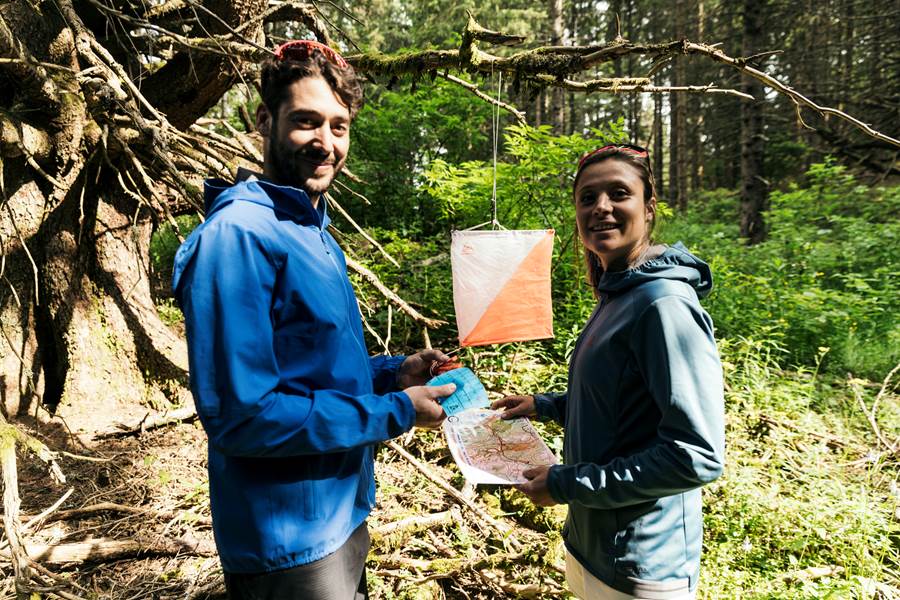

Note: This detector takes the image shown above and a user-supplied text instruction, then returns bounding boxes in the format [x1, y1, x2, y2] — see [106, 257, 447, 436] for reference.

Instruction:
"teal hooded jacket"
[536, 243, 725, 597]
[172, 178, 415, 573]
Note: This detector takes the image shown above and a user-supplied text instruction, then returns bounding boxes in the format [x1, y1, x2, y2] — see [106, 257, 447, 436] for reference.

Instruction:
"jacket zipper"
[565, 297, 606, 420]
[317, 222, 370, 368]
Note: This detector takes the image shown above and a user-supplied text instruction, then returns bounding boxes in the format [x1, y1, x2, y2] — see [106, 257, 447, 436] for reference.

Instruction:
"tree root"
[93, 406, 199, 440]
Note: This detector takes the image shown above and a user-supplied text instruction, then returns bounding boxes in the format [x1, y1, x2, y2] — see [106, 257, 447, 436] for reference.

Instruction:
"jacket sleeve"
[174, 221, 416, 458]
[370, 355, 406, 395]
[547, 294, 725, 508]
[534, 391, 568, 427]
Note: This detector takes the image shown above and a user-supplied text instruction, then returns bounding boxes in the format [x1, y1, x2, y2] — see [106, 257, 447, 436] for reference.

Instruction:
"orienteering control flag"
[451, 229, 555, 347]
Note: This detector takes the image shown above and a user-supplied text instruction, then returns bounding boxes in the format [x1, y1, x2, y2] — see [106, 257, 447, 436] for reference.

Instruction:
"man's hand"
[404, 383, 455, 428]
[397, 349, 451, 389]
[515, 465, 559, 507]
[490, 395, 537, 419]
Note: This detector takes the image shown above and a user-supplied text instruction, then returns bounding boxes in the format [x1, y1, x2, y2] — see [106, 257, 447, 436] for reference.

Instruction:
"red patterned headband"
[274, 40, 349, 69]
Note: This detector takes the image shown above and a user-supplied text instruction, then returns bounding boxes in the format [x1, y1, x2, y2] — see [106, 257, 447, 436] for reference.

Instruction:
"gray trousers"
[224, 523, 370, 600]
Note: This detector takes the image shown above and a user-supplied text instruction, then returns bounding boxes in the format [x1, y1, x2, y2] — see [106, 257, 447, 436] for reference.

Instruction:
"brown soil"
[4, 417, 569, 600]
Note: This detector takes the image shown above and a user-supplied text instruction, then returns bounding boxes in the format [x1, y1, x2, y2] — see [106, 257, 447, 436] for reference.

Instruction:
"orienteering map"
[428, 367, 489, 416]
[443, 409, 557, 485]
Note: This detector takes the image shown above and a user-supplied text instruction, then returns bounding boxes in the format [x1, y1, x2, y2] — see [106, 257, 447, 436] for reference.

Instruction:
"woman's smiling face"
[574, 158, 656, 272]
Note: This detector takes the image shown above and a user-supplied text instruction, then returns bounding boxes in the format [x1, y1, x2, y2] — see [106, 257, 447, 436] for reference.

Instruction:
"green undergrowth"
[700, 336, 899, 598]
[463, 334, 899, 599]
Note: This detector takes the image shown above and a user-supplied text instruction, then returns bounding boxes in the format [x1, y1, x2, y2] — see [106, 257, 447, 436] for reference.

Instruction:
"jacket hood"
[203, 177, 330, 228]
[595, 242, 713, 298]
[172, 178, 330, 293]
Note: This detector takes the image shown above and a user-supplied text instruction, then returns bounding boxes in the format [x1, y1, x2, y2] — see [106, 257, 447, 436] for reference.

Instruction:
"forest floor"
[2, 411, 570, 600]
[2, 340, 898, 599]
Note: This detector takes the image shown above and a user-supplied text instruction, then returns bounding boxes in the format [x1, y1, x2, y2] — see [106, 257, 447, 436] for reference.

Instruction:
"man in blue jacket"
[172, 40, 455, 599]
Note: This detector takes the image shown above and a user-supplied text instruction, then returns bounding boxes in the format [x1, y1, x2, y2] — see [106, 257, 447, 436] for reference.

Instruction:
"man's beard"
[266, 127, 342, 195]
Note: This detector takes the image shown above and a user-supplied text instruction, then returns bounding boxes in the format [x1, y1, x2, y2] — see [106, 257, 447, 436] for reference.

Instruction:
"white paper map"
[443, 409, 557, 485]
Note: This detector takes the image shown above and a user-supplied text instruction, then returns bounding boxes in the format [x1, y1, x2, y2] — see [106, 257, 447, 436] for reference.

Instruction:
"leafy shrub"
[660, 160, 900, 378]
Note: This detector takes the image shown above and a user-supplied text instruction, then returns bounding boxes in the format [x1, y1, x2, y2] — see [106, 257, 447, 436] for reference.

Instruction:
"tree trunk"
[548, 0, 566, 134]
[624, 0, 641, 142]
[2, 158, 190, 436]
[653, 95, 665, 195]
[668, 0, 688, 210]
[739, 0, 767, 243]
[607, 0, 625, 120]
[0, 0, 265, 437]
[687, 0, 704, 193]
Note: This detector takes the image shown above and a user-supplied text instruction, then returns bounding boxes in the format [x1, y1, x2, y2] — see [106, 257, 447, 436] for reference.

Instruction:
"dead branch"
[93, 406, 199, 440]
[438, 72, 527, 124]
[27, 558, 90, 597]
[0, 418, 65, 484]
[848, 368, 900, 456]
[0, 420, 30, 593]
[197, 118, 264, 163]
[5, 502, 211, 529]
[0, 536, 217, 565]
[371, 510, 453, 538]
[756, 414, 863, 452]
[333, 178, 371, 205]
[384, 440, 521, 550]
[681, 41, 900, 148]
[345, 256, 447, 329]
[147, 14, 895, 148]
[529, 74, 753, 98]
[21, 488, 74, 534]
[235, 0, 330, 46]
[372, 550, 523, 575]
[325, 193, 400, 267]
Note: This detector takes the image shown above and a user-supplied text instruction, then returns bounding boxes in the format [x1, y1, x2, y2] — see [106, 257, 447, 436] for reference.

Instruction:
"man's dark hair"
[260, 51, 364, 119]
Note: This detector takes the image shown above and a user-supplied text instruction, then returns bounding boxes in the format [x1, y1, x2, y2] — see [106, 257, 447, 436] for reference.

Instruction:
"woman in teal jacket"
[492, 144, 725, 599]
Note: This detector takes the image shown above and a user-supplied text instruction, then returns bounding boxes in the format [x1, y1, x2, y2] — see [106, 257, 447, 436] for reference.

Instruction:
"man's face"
[257, 76, 351, 200]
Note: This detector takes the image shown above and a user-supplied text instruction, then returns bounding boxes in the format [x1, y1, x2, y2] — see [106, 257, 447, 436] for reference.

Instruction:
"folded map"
[443, 409, 558, 485]
[427, 367, 489, 416]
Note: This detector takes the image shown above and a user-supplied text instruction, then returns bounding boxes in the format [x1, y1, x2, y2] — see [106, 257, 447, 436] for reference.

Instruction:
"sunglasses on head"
[578, 144, 649, 170]
[274, 40, 349, 69]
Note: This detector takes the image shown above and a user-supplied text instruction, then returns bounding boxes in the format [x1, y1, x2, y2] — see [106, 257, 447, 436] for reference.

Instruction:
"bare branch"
[529, 74, 754, 99]
[325, 193, 400, 267]
[462, 11, 526, 46]
[344, 256, 446, 329]
[236, 0, 331, 46]
[439, 72, 526, 124]
[681, 41, 900, 148]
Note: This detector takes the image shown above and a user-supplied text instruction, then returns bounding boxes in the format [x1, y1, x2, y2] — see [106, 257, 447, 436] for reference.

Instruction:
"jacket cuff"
[371, 354, 407, 394]
[533, 394, 558, 421]
[394, 390, 416, 432]
[546, 464, 571, 504]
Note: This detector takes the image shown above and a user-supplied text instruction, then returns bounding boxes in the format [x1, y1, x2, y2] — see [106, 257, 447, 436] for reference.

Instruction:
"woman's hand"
[515, 466, 559, 507]
[490, 395, 537, 419]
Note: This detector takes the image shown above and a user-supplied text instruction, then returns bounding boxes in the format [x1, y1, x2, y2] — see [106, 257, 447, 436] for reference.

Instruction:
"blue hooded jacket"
[172, 177, 415, 573]
[536, 243, 725, 597]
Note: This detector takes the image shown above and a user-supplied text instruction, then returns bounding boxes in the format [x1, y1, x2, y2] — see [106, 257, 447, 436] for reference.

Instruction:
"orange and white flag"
[451, 229, 554, 347]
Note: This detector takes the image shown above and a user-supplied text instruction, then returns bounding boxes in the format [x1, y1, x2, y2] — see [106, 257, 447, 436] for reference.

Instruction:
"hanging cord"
[490, 70, 502, 229]
[463, 69, 507, 232]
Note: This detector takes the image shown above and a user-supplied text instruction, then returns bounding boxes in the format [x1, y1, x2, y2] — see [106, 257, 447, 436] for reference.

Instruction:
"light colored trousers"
[566, 552, 697, 600]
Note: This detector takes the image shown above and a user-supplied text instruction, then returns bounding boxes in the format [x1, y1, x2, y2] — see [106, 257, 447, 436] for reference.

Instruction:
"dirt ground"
[2, 412, 569, 600]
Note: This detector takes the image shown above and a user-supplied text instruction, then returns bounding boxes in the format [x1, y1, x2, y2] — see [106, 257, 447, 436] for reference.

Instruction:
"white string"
[490, 69, 502, 230]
